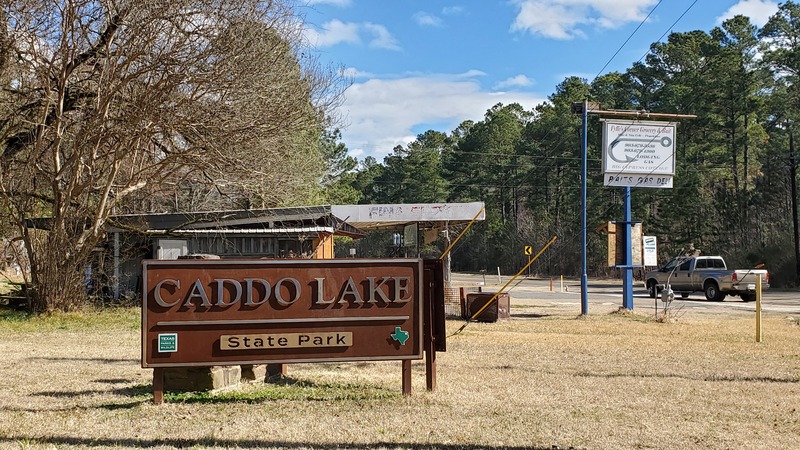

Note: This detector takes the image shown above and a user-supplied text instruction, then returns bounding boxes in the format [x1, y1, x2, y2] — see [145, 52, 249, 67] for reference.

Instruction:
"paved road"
[450, 273, 800, 316]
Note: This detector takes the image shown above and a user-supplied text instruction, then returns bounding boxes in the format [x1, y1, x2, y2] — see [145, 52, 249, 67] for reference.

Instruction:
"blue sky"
[301, 0, 779, 161]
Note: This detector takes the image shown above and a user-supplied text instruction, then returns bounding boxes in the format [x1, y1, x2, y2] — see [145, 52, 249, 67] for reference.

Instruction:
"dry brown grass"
[0, 306, 799, 450]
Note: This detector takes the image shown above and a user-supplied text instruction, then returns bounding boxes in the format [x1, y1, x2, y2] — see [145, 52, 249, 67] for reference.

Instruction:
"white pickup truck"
[645, 255, 769, 302]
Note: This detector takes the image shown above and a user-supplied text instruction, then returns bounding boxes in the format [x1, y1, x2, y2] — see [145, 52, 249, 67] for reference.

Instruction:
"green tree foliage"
[760, 1, 800, 284]
[351, 156, 387, 204]
[516, 78, 594, 275]
[375, 130, 451, 204]
[444, 103, 530, 272]
[320, 129, 360, 204]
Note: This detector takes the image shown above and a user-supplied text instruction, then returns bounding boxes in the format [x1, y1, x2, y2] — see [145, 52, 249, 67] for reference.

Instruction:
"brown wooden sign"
[142, 259, 423, 368]
[600, 221, 643, 267]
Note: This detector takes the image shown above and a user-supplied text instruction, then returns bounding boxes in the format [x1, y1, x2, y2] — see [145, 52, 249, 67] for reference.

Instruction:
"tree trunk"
[791, 130, 800, 284]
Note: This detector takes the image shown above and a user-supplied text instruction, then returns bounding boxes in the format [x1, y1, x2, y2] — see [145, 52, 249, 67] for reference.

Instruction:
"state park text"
[220, 332, 353, 350]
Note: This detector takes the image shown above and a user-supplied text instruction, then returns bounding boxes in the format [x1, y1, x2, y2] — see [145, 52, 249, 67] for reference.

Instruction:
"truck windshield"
[662, 257, 681, 271]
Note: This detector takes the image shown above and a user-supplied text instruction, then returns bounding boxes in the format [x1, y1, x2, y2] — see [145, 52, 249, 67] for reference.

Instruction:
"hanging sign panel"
[605, 174, 673, 189]
[643, 236, 658, 266]
[602, 120, 676, 180]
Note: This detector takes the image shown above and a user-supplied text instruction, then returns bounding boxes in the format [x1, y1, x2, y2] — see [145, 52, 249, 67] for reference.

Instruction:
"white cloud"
[414, 11, 443, 27]
[716, 0, 779, 27]
[336, 72, 547, 160]
[305, 19, 360, 47]
[494, 75, 534, 90]
[363, 23, 401, 50]
[305, 20, 400, 51]
[442, 6, 465, 16]
[456, 69, 487, 78]
[341, 67, 374, 79]
[510, 0, 657, 40]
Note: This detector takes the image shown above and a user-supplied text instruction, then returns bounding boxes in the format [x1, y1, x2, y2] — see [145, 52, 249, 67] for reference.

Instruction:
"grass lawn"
[0, 305, 798, 449]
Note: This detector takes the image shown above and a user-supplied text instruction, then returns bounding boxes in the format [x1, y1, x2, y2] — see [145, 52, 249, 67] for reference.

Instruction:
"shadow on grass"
[27, 356, 138, 364]
[5, 381, 148, 412]
[512, 313, 552, 319]
[28, 376, 397, 408]
[33, 381, 152, 400]
[0, 435, 566, 450]
[92, 378, 134, 384]
[575, 371, 800, 384]
[97, 400, 149, 410]
[163, 376, 400, 404]
[2, 395, 149, 413]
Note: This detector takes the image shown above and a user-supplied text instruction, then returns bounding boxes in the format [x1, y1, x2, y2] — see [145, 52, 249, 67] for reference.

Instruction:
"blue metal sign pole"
[623, 186, 634, 310]
[581, 99, 589, 316]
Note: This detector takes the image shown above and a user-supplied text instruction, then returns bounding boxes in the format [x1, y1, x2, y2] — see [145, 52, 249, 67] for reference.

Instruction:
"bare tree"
[0, 0, 345, 311]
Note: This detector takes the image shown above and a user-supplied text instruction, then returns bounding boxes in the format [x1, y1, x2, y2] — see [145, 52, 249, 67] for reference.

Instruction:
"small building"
[104, 206, 365, 300]
[86, 202, 485, 300]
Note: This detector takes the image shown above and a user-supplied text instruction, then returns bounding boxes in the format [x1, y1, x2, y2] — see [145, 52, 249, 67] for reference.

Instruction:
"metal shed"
[104, 206, 365, 300]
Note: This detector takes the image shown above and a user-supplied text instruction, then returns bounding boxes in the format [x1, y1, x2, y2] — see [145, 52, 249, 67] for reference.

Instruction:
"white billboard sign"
[603, 120, 676, 178]
[643, 236, 658, 266]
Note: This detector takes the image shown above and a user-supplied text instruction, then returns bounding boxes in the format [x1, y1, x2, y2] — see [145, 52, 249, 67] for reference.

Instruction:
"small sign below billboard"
[643, 236, 658, 266]
[603, 120, 676, 180]
[605, 174, 673, 189]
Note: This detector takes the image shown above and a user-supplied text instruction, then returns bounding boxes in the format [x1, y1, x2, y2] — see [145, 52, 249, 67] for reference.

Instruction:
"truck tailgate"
[732, 270, 769, 290]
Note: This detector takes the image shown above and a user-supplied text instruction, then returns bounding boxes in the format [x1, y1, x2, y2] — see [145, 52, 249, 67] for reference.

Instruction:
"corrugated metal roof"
[150, 227, 336, 235]
[30, 202, 485, 237]
[105, 205, 365, 237]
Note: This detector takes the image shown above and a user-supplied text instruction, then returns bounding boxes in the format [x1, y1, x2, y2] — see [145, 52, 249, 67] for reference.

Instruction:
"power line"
[592, 0, 665, 82]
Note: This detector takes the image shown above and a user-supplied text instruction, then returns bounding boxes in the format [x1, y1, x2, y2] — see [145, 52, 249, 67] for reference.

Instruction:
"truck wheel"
[647, 280, 658, 299]
[704, 282, 726, 302]
[741, 293, 756, 302]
